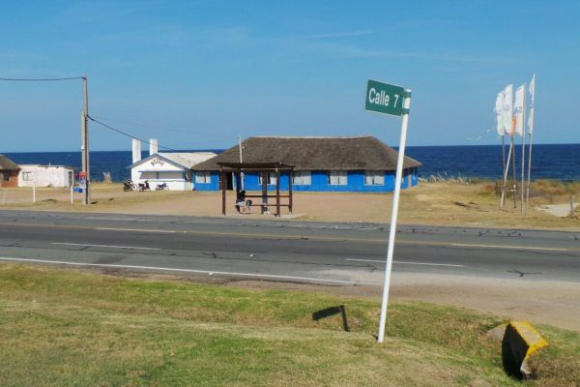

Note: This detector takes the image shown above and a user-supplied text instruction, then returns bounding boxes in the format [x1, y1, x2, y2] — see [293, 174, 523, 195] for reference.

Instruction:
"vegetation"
[1, 264, 579, 386]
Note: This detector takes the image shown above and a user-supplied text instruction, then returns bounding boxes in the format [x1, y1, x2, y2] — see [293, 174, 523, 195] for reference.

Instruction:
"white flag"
[514, 84, 525, 136]
[527, 74, 536, 134]
[495, 91, 505, 136]
[502, 84, 514, 135]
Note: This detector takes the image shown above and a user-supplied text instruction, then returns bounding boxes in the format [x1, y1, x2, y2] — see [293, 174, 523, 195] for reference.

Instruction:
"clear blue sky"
[1, 0, 578, 152]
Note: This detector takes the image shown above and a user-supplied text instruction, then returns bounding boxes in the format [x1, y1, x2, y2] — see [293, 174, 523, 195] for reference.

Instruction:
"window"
[195, 171, 211, 184]
[328, 171, 347, 186]
[292, 171, 311, 186]
[258, 173, 277, 185]
[2, 173, 10, 182]
[22, 172, 32, 181]
[364, 171, 384, 186]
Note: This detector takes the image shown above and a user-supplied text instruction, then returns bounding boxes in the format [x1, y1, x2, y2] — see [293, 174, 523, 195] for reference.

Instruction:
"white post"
[377, 91, 411, 343]
[500, 141, 513, 208]
[70, 185, 74, 204]
[526, 131, 534, 215]
[33, 186, 36, 203]
[520, 86, 527, 215]
[526, 75, 536, 216]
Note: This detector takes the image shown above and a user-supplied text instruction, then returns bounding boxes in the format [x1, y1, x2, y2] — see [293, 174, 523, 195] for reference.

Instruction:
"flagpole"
[526, 75, 536, 215]
[501, 135, 506, 206]
[521, 84, 527, 215]
[511, 133, 518, 208]
[526, 132, 534, 215]
[500, 140, 512, 207]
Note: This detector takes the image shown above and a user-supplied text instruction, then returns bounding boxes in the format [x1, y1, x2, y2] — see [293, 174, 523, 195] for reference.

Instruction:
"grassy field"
[1, 264, 579, 386]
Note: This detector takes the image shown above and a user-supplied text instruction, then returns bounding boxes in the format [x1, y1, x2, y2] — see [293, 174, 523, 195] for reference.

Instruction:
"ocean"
[4, 144, 579, 183]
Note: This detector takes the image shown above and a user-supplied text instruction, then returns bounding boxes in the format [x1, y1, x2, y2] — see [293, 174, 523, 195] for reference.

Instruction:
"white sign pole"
[377, 91, 412, 343]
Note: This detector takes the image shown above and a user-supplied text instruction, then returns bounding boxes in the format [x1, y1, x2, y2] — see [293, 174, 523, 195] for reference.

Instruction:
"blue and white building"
[192, 136, 421, 193]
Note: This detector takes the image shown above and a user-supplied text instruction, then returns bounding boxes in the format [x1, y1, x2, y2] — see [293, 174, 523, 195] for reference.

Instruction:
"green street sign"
[365, 79, 407, 116]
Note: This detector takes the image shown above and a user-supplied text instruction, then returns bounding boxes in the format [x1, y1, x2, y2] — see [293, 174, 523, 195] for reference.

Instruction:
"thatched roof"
[193, 136, 421, 171]
[0, 155, 20, 171]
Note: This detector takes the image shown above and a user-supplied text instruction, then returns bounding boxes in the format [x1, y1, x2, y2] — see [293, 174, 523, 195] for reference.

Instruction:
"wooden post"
[288, 169, 293, 214]
[261, 172, 268, 215]
[275, 168, 280, 217]
[221, 171, 226, 215]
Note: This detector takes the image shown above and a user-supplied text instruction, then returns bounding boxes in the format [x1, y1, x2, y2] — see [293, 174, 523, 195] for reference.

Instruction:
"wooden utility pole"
[238, 136, 244, 190]
[81, 76, 90, 204]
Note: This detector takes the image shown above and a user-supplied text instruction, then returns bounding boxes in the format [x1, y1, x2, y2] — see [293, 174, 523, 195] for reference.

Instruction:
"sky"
[1, 0, 579, 152]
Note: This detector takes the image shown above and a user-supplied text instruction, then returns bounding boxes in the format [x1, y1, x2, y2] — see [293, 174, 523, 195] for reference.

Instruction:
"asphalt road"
[0, 210, 579, 285]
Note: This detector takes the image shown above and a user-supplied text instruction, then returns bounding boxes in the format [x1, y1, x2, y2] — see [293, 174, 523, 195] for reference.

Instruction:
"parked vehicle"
[138, 180, 151, 191]
[122, 180, 137, 191]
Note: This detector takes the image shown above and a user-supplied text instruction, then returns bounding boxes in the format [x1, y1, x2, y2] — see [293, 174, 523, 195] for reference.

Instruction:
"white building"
[18, 165, 75, 188]
[129, 139, 216, 191]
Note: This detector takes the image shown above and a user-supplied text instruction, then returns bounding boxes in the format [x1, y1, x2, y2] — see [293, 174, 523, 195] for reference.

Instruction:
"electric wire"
[87, 115, 180, 152]
[90, 115, 232, 148]
[0, 76, 84, 82]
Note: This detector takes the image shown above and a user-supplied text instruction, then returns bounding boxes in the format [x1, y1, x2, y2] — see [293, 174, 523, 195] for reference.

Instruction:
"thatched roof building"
[193, 136, 421, 171]
[0, 155, 20, 171]
[0, 154, 21, 188]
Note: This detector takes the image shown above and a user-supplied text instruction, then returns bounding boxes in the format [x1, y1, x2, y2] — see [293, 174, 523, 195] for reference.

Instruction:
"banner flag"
[502, 84, 514, 135]
[514, 84, 525, 136]
[527, 74, 536, 134]
[495, 91, 505, 135]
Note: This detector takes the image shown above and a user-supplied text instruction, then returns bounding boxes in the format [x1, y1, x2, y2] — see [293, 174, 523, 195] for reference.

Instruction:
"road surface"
[0, 210, 578, 285]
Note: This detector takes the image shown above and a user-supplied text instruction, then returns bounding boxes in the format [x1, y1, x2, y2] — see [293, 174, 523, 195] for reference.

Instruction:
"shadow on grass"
[312, 305, 350, 332]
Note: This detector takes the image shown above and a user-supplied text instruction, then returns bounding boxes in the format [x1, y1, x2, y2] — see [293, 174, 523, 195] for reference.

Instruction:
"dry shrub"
[529, 180, 580, 204]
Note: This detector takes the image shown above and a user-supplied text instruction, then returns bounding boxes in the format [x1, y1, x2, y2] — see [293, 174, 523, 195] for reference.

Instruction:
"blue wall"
[193, 172, 220, 191]
[193, 169, 418, 192]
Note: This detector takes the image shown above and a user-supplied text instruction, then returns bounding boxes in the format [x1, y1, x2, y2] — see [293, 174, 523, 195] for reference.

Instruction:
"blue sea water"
[4, 144, 580, 183]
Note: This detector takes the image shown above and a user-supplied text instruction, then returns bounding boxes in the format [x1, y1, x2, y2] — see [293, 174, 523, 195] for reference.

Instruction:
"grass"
[1, 264, 579, 386]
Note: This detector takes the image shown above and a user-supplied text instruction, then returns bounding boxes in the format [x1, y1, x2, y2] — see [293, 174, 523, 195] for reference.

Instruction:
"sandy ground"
[2, 183, 580, 331]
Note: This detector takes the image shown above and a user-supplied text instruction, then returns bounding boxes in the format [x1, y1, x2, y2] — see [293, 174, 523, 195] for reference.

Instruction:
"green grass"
[1, 264, 578, 386]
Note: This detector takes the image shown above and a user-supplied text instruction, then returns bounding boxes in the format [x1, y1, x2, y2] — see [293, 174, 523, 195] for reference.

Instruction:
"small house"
[128, 139, 216, 191]
[192, 136, 421, 193]
[0, 155, 21, 188]
[18, 164, 75, 188]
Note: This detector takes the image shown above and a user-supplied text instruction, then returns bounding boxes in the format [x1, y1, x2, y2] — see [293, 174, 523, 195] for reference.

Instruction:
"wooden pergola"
[218, 162, 294, 216]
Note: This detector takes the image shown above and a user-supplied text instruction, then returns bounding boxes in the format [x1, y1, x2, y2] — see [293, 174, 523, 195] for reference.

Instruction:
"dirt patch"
[3, 182, 579, 230]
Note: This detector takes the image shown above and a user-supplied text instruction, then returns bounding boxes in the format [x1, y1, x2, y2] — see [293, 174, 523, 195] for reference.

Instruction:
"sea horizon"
[3, 143, 580, 183]
[3, 142, 579, 154]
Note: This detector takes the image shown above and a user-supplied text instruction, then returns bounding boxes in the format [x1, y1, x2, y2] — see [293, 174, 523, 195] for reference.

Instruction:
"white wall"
[18, 165, 74, 188]
[131, 157, 191, 191]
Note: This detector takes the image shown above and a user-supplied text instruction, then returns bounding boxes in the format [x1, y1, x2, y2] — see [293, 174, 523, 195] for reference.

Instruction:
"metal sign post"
[365, 79, 412, 343]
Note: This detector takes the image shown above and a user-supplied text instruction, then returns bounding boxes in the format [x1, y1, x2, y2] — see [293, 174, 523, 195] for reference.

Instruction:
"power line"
[90, 115, 233, 139]
[87, 115, 180, 152]
[90, 115, 179, 132]
[90, 115, 233, 148]
[0, 76, 84, 82]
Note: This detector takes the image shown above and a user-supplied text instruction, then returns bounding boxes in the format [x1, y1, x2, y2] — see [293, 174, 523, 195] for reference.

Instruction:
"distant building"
[128, 139, 217, 191]
[0, 155, 21, 188]
[192, 136, 422, 193]
[18, 164, 75, 188]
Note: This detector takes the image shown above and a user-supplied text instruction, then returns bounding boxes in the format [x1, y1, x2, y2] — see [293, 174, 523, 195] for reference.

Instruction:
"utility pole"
[238, 135, 244, 190]
[81, 76, 90, 204]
